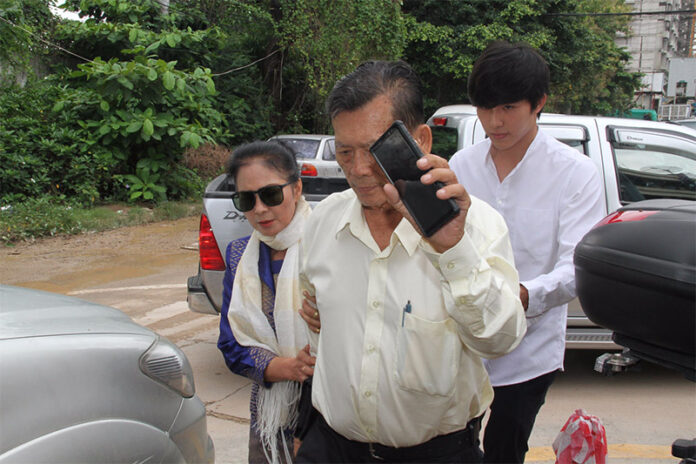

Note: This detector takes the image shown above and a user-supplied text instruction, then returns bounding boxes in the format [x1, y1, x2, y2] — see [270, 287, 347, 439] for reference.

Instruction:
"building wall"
[616, 0, 695, 110]
[667, 57, 696, 96]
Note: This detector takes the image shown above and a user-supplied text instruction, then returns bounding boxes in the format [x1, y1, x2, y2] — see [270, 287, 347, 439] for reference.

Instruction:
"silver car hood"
[0, 285, 153, 340]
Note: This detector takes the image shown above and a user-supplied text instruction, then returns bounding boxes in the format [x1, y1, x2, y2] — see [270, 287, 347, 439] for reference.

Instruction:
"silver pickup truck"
[187, 112, 696, 351]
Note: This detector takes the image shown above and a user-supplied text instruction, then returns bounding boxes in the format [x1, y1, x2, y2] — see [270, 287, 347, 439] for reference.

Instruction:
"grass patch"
[1, 197, 199, 245]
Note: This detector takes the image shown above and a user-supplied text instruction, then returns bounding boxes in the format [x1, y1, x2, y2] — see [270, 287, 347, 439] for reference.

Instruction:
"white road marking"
[68, 284, 186, 295]
[133, 301, 189, 326]
[158, 316, 217, 337]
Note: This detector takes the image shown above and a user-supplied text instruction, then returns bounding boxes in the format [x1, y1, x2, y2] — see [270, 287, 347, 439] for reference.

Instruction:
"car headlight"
[139, 337, 195, 398]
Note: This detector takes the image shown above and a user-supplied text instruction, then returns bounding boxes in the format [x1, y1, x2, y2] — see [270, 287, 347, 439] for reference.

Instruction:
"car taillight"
[199, 214, 225, 271]
[432, 117, 448, 126]
[593, 209, 659, 228]
[300, 163, 318, 176]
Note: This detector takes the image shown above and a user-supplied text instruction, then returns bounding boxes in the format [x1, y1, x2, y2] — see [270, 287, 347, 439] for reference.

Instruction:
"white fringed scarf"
[227, 196, 311, 464]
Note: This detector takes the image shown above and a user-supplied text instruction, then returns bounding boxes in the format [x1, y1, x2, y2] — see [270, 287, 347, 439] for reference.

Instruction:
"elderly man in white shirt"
[449, 42, 606, 464]
[295, 60, 526, 463]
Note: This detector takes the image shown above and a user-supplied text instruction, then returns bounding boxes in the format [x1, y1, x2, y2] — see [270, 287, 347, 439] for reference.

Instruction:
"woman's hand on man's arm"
[263, 344, 316, 383]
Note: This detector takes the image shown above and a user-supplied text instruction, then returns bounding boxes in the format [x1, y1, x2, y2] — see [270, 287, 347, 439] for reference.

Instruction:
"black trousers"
[296, 413, 484, 463]
[482, 370, 558, 464]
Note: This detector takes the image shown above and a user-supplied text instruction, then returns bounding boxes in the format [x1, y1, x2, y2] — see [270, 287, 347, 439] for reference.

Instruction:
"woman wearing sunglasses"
[217, 141, 315, 464]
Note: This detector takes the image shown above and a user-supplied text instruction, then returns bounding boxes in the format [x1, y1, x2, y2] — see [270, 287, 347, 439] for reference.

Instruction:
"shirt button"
[372, 301, 380, 309]
[364, 391, 372, 398]
[367, 344, 375, 353]
[447, 262, 455, 270]
[458, 296, 467, 305]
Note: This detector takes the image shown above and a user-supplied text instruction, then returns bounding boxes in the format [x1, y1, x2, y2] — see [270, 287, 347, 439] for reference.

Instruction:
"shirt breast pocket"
[394, 313, 460, 397]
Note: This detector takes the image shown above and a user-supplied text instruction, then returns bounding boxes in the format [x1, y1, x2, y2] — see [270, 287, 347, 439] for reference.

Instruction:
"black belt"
[366, 415, 483, 462]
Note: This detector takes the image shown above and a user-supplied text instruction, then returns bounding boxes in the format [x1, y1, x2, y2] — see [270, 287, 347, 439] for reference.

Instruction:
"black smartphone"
[369, 120, 459, 237]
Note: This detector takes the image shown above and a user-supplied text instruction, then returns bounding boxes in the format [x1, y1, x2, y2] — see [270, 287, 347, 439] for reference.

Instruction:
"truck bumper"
[187, 274, 219, 315]
[565, 327, 618, 350]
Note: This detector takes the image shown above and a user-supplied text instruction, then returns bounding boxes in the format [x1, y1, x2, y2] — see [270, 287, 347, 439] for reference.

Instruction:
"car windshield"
[275, 138, 320, 159]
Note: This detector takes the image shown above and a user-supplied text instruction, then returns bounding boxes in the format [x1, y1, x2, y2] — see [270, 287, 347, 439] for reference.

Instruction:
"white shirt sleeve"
[523, 160, 606, 318]
[421, 199, 527, 358]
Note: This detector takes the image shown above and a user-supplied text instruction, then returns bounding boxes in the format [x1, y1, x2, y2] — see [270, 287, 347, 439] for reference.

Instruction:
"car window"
[323, 139, 336, 160]
[431, 126, 459, 160]
[540, 124, 589, 155]
[275, 139, 320, 160]
[609, 127, 696, 203]
[471, 119, 589, 155]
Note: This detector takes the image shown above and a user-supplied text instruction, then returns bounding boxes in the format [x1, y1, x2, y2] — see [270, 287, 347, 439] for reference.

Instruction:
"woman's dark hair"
[326, 60, 424, 131]
[226, 141, 300, 185]
[468, 41, 550, 113]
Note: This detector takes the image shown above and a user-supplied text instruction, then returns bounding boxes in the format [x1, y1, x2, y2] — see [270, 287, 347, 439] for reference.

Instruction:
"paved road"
[2, 217, 694, 463]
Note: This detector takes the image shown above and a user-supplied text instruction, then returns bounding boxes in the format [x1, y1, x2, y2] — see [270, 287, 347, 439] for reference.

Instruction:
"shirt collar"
[393, 218, 422, 256]
[335, 190, 422, 256]
[485, 129, 544, 180]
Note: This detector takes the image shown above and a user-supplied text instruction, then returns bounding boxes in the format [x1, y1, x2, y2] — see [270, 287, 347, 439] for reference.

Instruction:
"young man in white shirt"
[448, 41, 606, 463]
[295, 60, 527, 463]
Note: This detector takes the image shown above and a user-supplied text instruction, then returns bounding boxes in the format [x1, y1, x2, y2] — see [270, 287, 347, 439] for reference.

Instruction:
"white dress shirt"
[449, 129, 606, 386]
[299, 189, 526, 447]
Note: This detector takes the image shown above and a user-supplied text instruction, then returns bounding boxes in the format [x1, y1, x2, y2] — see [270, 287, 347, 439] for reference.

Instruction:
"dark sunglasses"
[232, 180, 295, 212]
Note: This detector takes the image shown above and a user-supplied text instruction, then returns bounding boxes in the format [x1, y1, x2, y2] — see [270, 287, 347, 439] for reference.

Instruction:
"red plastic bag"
[552, 409, 608, 464]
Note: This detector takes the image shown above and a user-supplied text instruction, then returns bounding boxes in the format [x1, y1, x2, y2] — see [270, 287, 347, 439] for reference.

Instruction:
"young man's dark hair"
[326, 60, 424, 130]
[467, 41, 550, 112]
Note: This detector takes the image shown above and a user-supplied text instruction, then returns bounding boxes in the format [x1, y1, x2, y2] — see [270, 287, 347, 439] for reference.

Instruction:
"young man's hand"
[383, 154, 471, 253]
[520, 284, 529, 311]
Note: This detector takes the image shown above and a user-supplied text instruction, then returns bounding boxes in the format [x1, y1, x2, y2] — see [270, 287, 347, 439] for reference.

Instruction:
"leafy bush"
[0, 81, 117, 205]
[48, 0, 227, 203]
[53, 56, 224, 202]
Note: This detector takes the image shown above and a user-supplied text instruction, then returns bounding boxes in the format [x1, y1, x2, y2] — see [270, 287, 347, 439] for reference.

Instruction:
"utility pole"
[691, 0, 695, 56]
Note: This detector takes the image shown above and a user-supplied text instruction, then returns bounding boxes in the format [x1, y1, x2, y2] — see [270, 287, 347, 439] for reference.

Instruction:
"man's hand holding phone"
[383, 153, 472, 253]
[369, 120, 471, 253]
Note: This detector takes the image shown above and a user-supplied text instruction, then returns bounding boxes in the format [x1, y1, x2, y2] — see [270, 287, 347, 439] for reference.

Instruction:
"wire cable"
[0, 10, 281, 76]
[0, 14, 95, 63]
[211, 49, 281, 76]
[547, 9, 696, 17]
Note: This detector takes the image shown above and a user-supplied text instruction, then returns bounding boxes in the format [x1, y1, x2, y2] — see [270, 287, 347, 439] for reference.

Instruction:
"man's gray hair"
[326, 60, 424, 131]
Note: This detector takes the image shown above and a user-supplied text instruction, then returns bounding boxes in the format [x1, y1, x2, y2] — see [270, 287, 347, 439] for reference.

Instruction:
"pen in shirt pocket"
[401, 300, 412, 326]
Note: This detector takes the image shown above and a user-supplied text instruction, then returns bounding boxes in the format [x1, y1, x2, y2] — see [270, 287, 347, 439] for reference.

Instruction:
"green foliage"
[52, 0, 225, 202]
[273, 0, 405, 131]
[56, 0, 225, 68]
[0, 196, 198, 244]
[0, 197, 84, 243]
[0, 80, 116, 205]
[0, 0, 56, 81]
[123, 162, 167, 201]
[402, 0, 642, 116]
[1, 0, 646, 215]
